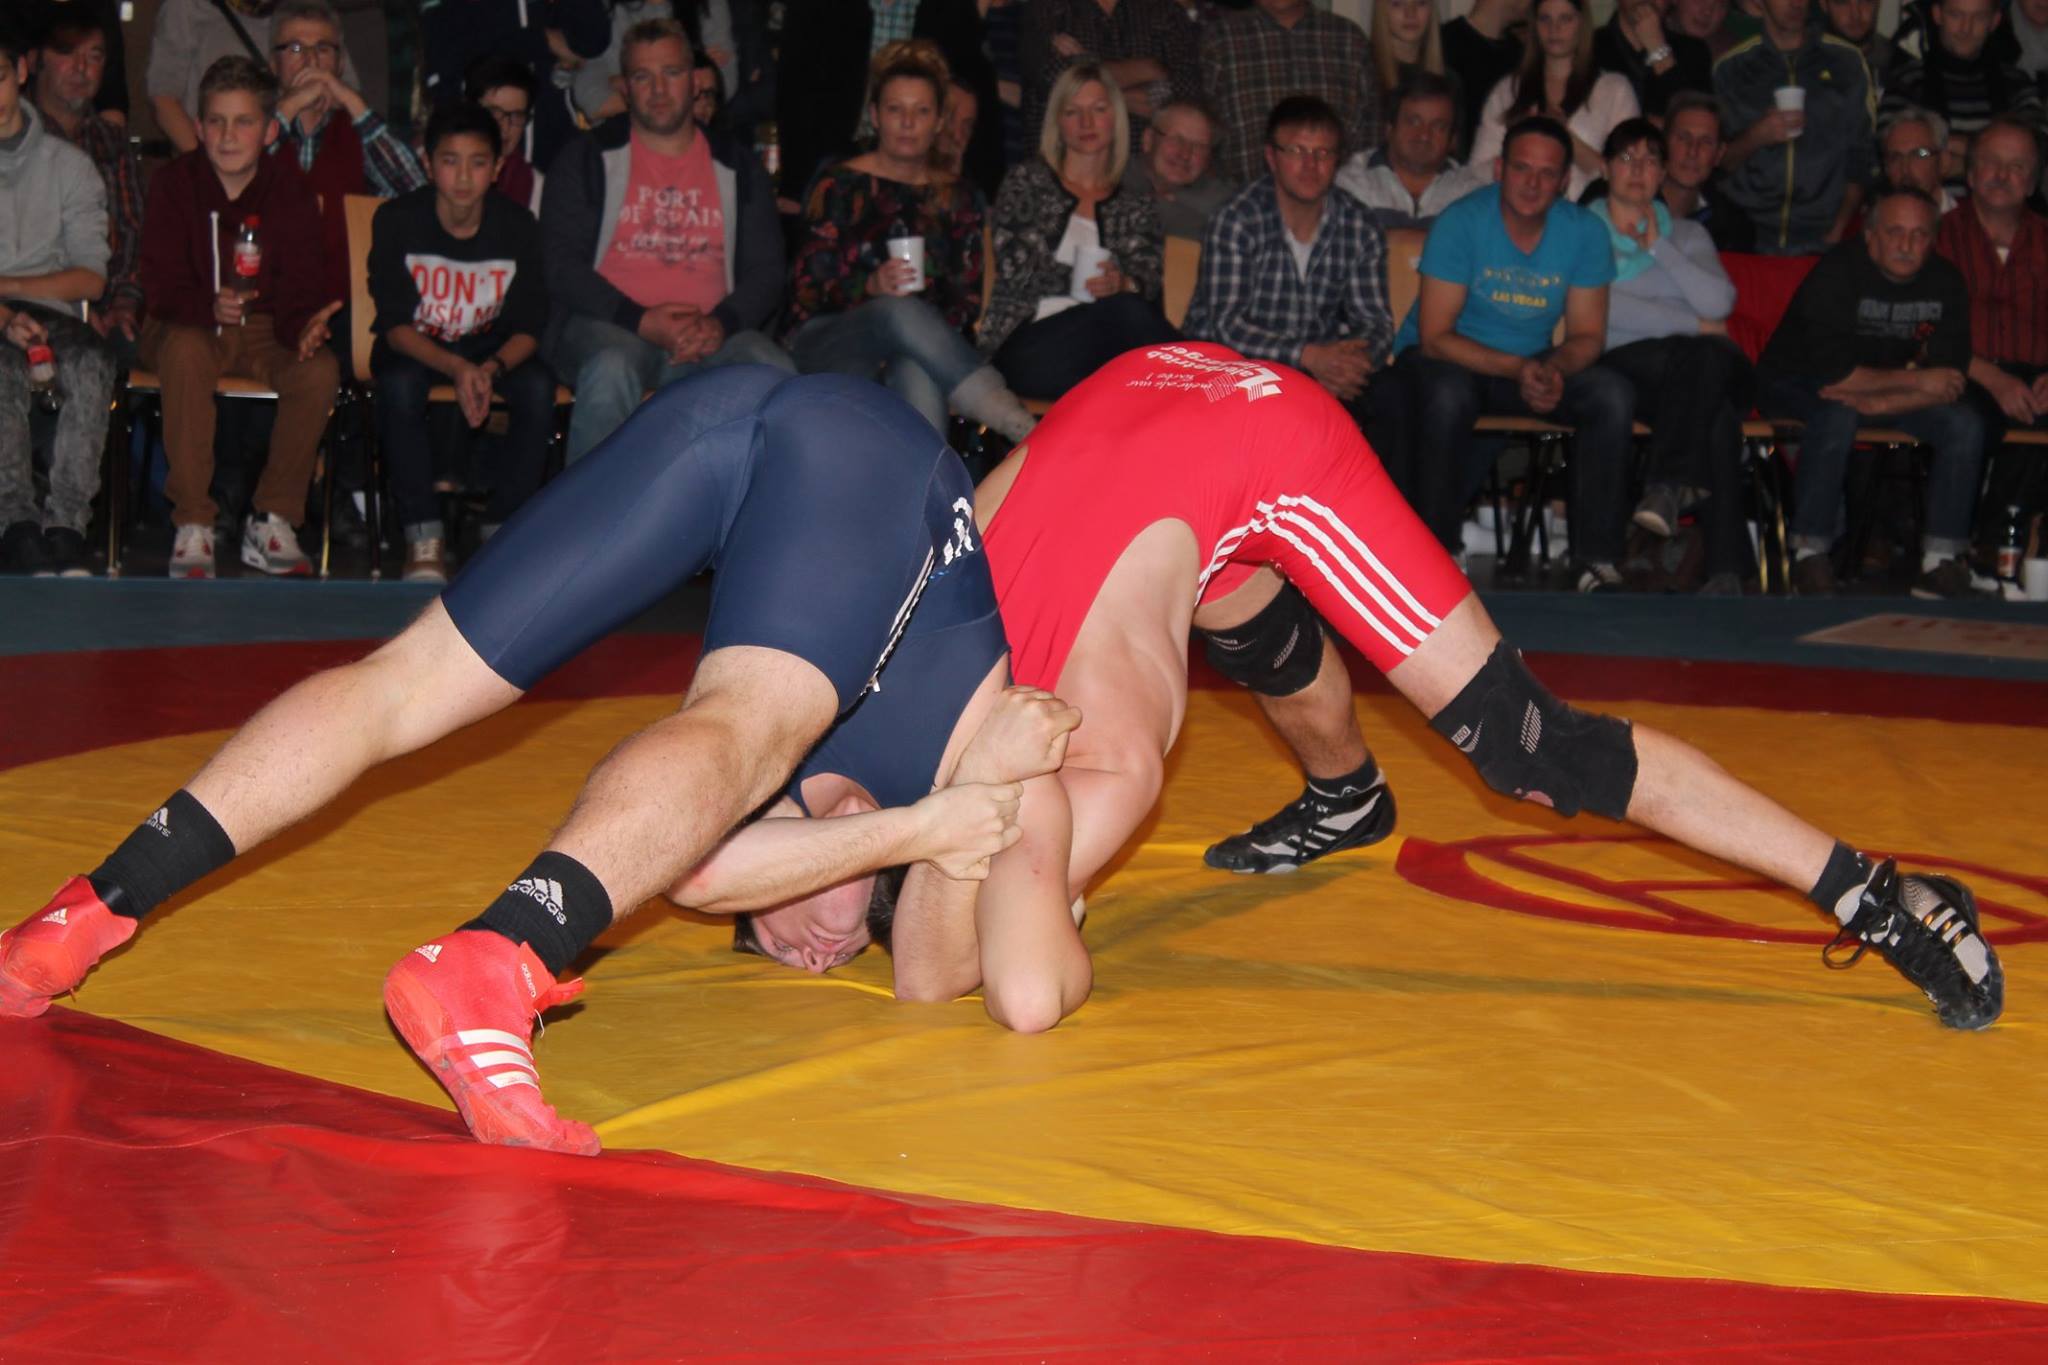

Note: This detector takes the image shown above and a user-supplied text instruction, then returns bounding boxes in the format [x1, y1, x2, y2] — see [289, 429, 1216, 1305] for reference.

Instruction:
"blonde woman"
[981, 63, 1176, 399]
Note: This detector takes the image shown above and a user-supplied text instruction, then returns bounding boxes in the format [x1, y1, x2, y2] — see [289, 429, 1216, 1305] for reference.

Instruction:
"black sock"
[1808, 841, 1874, 923]
[464, 851, 613, 976]
[88, 790, 236, 920]
[1306, 756, 1382, 801]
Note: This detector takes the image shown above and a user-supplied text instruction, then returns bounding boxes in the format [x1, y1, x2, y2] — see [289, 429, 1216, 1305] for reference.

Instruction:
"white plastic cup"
[1774, 85, 1806, 138]
[1070, 244, 1114, 301]
[886, 235, 926, 293]
[2024, 557, 2048, 602]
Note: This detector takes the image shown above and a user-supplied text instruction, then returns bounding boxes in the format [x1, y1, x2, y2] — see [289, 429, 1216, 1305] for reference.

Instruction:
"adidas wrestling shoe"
[1823, 861, 2003, 1030]
[0, 877, 137, 1018]
[383, 930, 601, 1155]
[1203, 777, 1398, 874]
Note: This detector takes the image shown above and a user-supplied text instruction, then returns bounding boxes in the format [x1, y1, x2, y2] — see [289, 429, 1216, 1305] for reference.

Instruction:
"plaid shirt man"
[1020, 0, 1202, 138]
[870, 0, 919, 52]
[46, 111, 146, 321]
[278, 108, 427, 199]
[1200, 5, 1379, 183]
[1184, 173, 1394, 371]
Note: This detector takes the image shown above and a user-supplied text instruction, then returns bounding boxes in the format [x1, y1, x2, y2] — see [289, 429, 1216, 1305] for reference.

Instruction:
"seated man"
[1936, 117, 2048, 556]
[32, 7, 146, 365]
[1820, 0, 1897, 89]
[368, 104, 554, 583]
[1647, 92, 1754, 252]
[543, 19, 792, 463]
[1122, 96, 1233, 240]
[1334, 72, 1487, 232]
[1883, 0, 2044, 187]
[1379, 116, 1636, 592]
[1758, 186, 1985, 598]
[0, 368, 1032, 1155]
[137, 55, 341, 579]
[266, 0, 426, 357]
[0, 18, 117, 578]
[1878, 107, 1960, 216]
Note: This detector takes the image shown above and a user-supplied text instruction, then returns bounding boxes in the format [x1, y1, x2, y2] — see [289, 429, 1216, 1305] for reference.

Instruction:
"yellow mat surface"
[8, 691, 2045, 1301]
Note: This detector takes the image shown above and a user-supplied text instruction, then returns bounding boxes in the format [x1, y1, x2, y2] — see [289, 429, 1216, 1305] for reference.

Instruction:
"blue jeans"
[371, 335, 556, 533]
[1758, 374, 1984, 558]
[550, 314, 795, 462]
[789, 296, 986, 435]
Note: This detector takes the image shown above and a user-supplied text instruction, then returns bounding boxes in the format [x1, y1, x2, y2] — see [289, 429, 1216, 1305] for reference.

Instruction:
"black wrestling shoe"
[1203, 778, 1397, 874]
[1823, 860, 2003, 1030]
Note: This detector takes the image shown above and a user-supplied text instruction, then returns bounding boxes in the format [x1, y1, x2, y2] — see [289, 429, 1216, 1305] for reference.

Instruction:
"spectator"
[1123, 96, 1233, 239]
[1019, 0, 1201, 138]
[368, 104, 554, 584]
[1936, 118, 2048, 551]
[1588, 118, 1754, 594]
[1879, 107, 1960, 213]
[20, 0, 127, 124]
[420, 0, 609, 171]
[147, 0, 362, 155]
[0, 21, 115, 578]
[776, 0, 1000, 205]
[1758, 187, 1984, 597]
[2006, 0, 2048, 93]
[466, 56, 543, 212]
[1442, 0, 1532, 153]
[268, 0, 425, 365]
[32, 10, 146, 362]
[937, 78, 977, 178]
[1596, 0, 1715, 117]
[542, 18, 790, 462]
[1470, 0, 1641, 204]
[1368, 0, 1450, 104]
[1185, 95, 1394, 431]
[1381, 117, 1635, 591]
[137, 56, 341, 579]
[1821, 0, 1897, 89]
[1714, 0, 1876, 255]
[1335, 71, 1488, 230]
[1883, 0, 2044, 186]
[1672, 0, 1747, 60]
[1654, 91, 1756, 249]
[572, 2, 757, 127]
[782, 41, 1035, 441]
[981, 62, 1176, 399]
[1202, 0, 1379, 185]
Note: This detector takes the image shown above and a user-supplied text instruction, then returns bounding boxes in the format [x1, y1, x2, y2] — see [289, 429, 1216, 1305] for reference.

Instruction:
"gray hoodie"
[0, 105, 111, 322]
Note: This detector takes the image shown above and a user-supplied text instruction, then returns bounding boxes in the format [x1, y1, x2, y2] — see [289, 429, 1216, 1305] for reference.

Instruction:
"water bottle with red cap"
[26, 342, 61, 413]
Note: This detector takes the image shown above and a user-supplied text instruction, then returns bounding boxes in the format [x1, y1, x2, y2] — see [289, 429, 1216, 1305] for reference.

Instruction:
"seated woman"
[1470, 0, 1638, 202]
[1591, 118, 1755, 594]
[783, 41, 1036, 441]
[980, 62, 1178, 400]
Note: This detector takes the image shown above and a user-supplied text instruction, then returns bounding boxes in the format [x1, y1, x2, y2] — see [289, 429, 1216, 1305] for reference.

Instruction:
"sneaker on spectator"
[241, 513, 312, 576]
[2, 520, 51, 575]
[1791, 552, 1836, 597]
[1631, 484, 1683, 538]
[43, 527, 91, 578]
[1910, 557, 1993, 601]
[403, 535, 448, 584]
[1575, 561, 1623, 593]
[1697, 571, 1743, 596]
[169, 523, 216, 579]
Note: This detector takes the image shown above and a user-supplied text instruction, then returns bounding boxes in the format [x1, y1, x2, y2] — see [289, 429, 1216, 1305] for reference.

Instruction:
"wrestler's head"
[734, 869, 902, 973]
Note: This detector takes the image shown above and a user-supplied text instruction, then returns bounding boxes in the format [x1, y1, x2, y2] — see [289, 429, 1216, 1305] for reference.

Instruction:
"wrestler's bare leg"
[1213, 568, 1371, 780]
[185, 599, 523, 852]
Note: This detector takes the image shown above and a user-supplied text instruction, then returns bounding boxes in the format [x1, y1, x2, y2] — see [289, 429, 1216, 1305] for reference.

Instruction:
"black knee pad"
[1429, 641, 1637, 819]
[1196, 582, 1325, 697]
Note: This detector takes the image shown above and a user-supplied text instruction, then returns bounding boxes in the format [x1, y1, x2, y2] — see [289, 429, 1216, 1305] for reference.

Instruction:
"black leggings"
[1601, 335, 1755, 576]
[991, 293, 1180, 399]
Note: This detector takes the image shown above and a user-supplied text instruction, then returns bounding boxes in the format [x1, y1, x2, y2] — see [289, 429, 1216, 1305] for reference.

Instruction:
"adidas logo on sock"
[413, 943, 442, 964]
[43, 907, 69, 926]
[146, 806, 171, 837]
[509, 877, 568, 927]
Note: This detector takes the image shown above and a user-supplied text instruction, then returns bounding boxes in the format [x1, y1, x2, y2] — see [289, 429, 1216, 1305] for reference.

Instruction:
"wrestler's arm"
[669, 788, 1020, 915]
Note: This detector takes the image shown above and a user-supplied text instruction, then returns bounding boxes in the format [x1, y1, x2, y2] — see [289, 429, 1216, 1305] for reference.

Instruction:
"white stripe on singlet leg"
[1258, 520, 1414, 657]
[1278, 493, 1443, 628]
[1265, 505, 1430, 645]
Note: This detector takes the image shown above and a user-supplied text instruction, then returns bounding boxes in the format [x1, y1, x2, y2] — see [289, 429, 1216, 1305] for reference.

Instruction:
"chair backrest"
[1384, 227, 1426, 333]
[343, 193, 386, 385]
[1163, 234, 1201, 329]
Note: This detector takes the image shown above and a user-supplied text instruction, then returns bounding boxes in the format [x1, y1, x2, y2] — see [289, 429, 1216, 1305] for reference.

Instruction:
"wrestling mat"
[4, 597, 2046, 1361]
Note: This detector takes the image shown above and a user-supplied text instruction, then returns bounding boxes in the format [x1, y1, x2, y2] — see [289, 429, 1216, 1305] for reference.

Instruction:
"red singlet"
[983, 343, 1473, 689]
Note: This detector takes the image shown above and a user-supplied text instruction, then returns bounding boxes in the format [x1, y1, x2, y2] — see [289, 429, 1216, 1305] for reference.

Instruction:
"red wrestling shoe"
[383, 930, 601, 1156]
[0, 877, 138, 1019]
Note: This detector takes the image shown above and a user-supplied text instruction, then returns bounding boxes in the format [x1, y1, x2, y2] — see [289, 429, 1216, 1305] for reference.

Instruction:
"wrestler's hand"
[913, 781, 1024, 880]
[953, 685, 1083, 786]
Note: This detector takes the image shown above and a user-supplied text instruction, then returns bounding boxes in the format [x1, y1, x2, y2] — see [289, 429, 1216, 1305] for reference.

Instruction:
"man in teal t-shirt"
[1379, 116, 1637, 592]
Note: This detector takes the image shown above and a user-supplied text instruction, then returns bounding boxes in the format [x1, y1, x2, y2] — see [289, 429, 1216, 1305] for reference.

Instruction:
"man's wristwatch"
[1644, 43, 1673, 65]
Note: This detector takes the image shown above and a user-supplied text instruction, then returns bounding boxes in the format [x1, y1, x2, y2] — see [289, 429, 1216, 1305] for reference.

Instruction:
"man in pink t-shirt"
[541, 18, 792, 460]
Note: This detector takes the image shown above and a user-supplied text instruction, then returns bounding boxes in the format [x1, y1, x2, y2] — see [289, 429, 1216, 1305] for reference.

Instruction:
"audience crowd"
[1, 0, 2044, 596]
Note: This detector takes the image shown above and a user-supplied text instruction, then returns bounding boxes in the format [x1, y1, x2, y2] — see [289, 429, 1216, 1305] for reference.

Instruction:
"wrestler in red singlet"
[984, 342, 1473, 689]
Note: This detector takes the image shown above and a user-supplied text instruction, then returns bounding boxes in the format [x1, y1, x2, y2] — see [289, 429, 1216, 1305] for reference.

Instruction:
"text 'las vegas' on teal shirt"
[1392, 185, 1615, 357]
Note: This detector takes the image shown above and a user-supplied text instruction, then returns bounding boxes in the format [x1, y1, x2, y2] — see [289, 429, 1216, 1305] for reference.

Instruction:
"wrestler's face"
[747, 877, 874, 973]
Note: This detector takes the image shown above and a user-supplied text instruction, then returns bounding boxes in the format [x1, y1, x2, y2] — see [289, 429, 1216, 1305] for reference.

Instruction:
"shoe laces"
[1243, 782, 1375, 843]
[1822, 861, 1970, 985]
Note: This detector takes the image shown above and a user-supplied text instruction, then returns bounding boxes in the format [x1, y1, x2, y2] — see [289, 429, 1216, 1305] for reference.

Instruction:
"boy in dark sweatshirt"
[138, 54, 340, 578]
